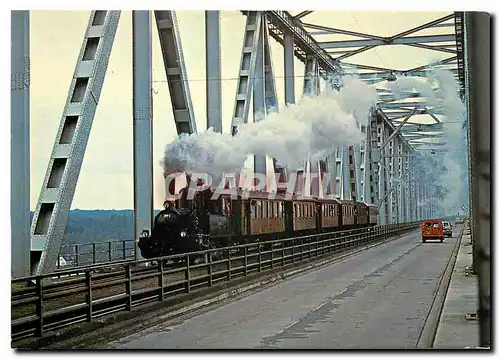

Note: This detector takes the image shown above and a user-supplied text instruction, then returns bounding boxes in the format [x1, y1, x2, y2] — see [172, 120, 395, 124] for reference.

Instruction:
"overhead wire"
[349, 12, 389, 69]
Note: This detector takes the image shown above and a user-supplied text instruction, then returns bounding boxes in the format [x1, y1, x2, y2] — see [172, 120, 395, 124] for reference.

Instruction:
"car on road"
[442, 221, 453, 237]
[421, 220, 444, 243]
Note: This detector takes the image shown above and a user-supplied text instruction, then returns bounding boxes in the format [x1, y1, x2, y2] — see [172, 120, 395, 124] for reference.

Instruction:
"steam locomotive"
[137, 179, 379, 260]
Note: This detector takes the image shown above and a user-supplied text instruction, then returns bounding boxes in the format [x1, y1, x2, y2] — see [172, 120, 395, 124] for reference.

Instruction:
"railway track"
[12, 223, 417, 343]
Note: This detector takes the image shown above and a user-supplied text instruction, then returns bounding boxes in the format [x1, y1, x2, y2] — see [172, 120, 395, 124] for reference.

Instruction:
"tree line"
[29, 210, 161, 245]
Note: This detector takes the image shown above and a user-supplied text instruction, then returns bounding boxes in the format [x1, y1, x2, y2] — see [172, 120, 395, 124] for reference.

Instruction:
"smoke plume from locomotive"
[387, 68, 468, 215]
[161, 75, 377, 176]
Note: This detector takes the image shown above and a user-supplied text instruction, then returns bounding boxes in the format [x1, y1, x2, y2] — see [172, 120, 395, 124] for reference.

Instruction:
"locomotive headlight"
[180, 231, 187, 238]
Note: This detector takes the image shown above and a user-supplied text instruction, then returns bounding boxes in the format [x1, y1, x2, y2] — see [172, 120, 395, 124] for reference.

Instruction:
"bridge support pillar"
[11, 10, 31, 278]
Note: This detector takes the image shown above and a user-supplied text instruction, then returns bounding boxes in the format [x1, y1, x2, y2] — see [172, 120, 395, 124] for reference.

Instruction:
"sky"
[28, 10, 454, 210]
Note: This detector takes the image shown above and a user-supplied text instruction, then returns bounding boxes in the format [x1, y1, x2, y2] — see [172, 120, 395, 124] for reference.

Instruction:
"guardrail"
[12, 222, 418, 342]
[57, 240, 135, 269]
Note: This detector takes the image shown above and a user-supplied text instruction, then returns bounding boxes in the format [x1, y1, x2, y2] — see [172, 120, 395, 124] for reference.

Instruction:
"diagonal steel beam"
[407, 55, 457, 72]
[389, 13, 455, 40]
[231, 11, 263, 129]
[402, 132, 444, 138]
[340, 62, 396, 72]
[378, 187, 395, 208]
[155, 11, 197, 134]
[319, 34, 456, 49]
[376, 109, 414, 153]
[381, 108, 418, 150]
[294, 10, 314, 20]
[335, 45, 377, 60]
[430, 22, 456, 28]
[405, 43, 457, 54]
[356, 68, 458, 80]
[379, 102, 428, 110]
[265, 11, 343, 76]
[30, 11, 121, 275]
[301, 22, 385, 40]
[424, 106, 442, 123]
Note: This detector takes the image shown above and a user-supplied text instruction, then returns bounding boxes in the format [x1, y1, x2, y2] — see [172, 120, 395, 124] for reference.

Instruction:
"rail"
[12, 222, 418, 342]
[57, 240, 135, 269]
[56, 234, 244, 269]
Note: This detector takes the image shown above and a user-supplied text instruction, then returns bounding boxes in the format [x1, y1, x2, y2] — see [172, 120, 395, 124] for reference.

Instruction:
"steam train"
[137, 180, 379, 260]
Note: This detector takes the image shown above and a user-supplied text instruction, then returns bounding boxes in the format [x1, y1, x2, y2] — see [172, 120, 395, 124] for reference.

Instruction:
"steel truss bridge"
[11, 10, 475, 280]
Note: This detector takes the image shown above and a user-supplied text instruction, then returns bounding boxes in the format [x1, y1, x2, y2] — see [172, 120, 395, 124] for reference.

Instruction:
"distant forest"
[29, 210, 161, 245]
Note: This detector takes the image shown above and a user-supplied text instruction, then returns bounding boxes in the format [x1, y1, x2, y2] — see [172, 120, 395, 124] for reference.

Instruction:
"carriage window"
[257, 201, 262, 218]
[270, 202, 274, 218]
[281, 202, 285, 217]
[274, 202, 279, 217]
[251, 205, 257, 218]
[294, 204, 297, 218]
[263, 202, 268, 218]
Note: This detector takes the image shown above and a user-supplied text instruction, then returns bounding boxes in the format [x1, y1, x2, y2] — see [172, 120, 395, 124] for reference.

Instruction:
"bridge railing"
[12, 222, 419, 343]
[57, 240, 135, 269]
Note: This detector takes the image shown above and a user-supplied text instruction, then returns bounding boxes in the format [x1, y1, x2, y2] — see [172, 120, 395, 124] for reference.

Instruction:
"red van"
[421, 220, 444, 243]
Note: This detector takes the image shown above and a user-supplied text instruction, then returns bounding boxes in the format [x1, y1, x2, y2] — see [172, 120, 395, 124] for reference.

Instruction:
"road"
[107, 227, 460, 349]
